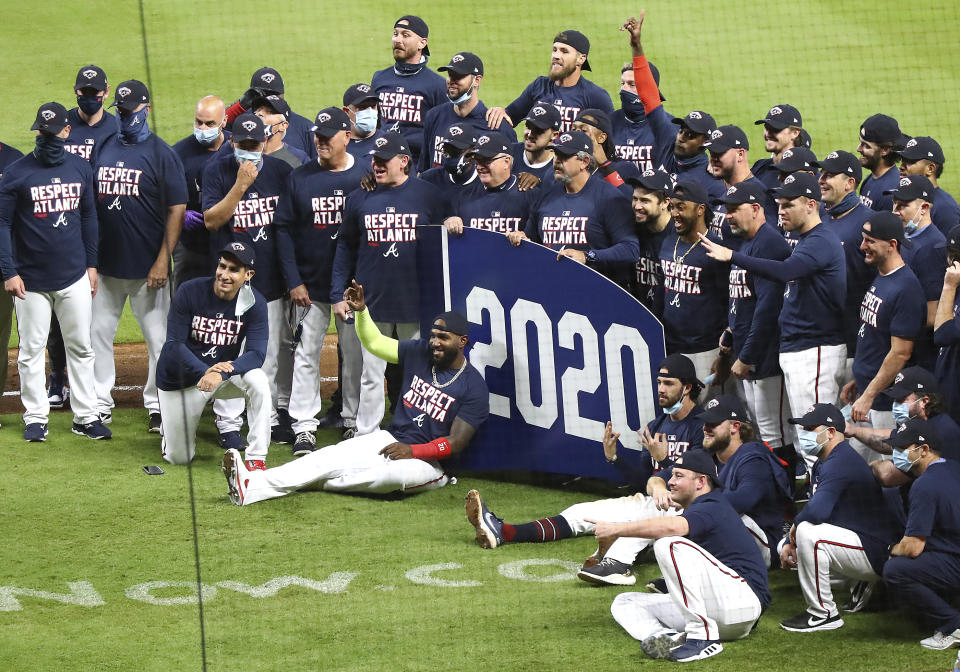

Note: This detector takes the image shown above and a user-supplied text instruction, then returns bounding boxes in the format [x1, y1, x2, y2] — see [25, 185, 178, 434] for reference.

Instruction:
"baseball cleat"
[780, 611, 844, 632]
[465, 489, 504, 549]
[218, 430, 247, 451]
[641, 630, 686, 660]
[645, 577, 668, 594]
[72, 419, 112, 440]
[292, 431, 316, 456]
[577, 557, 636, 586]
[148, 412, 162, 433]
[669, 639, 723, 662]
[24, 423, 49, 442]
[920, 628, 960, 650]
[222, 449, 248, 506]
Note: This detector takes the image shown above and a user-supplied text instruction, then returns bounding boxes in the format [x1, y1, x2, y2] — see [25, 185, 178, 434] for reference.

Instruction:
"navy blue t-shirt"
[64, 107, 117, 163]
[273, 154, 366, 299]
[388, 338, 490, 445]
[860, 166, 900, 212]
[95, 134, 188, 279]
[934, 293, 960, 423]
[172, 133, 233, 256]
[510, 141, 556, 184]
[660, 231, 729, 353]
[902, 224, 946, 369]
[156, 278, 268, 391]
[0, 142, 24, 178]
[285, 110, 319, 161]
[611, 108, 657, 173]
[929, 413, 960, 462]
[347, 131, 388, 163]
[905, 459, 960, 556]
[823, 194, 875, 354]
[729, 222, 792, 378]
[419, 166, 484, 208]
[612, 407, 705, 492]
[750, 158, 783, 192]
[795, 441, 903, 574]
[681, 489, 772, 607]
[632, 223, 671, 317]
[201, 153, 292, 301]
[0, 152, 97, 291]
[418, 100, 516, 173]
[371, 63, 448, 161]
[505, 76, 613, 134]
[331, 176, 450, 322]
[854, 265, 925, 410]
[457, 175, 535, 233]
[931, 187, 960, 236]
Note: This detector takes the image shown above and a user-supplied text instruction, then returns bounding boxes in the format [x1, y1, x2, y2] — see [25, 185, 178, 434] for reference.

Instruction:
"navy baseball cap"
[862, 211, 906, 245]
[442, 123, 477, 150]
[789, 403, 844, 431]
[886, 417, 941, 452]
[575, 108, 612, 137]
[755, 104, 802, 130]
[713, 181, 768, 207]
[658, 353, 701, 386]
[432, 310, 469, 336]
[256, 94, 290, 120]
[370, 131, 411, 159]
[936, 224, 960, 251]
[813, 150, 863, 183]
[312, 107, 351, 137]
[884, 366, 940, 400]
[438, 52, 483, 77]
[219, 241, 255, 268]
[232, 113, 266, 143]
[703, 125, 749, 153]
[798, 128, 812, 149]
[111, 80, 149, 112]
[669, 180, 711, 207]
[524, 102, 562, 131]
[773, 147, 818, 174]
[898, 136, 945, 165]
[549, 130, 593, 156]
[31, 102, 69, 134]
[343, 83, 379, 108]
[697, 395, 749, 424]
[860, 113, 909, 146]
[395, 15, 430, 55]
[470, 131, 512, 159]
[625, 168, 674, 194]
[75, 65, 107, 91]
[251, 67, 284, 94]
[672, 110, 717, 136]
[770, 172, 821, 201]
[672, 449, 721, 487]
[554, 30, 591, 70]
[885, 174, 935, 203]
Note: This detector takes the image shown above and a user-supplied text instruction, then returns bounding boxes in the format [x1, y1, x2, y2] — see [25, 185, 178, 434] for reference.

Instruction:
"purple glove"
[183, 209, 204, 231]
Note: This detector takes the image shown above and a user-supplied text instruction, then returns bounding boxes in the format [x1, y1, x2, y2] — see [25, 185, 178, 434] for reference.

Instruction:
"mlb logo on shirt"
[52, 177, 61, 184]
[554, 99, 562, 106]
[628, 139, 635, 145]
[117, 161, 125, 168]
[492, 210, 501, 217]
[396, 86, 405, 93]
[386, 207, 396, 213]
[334, 190, 343, 196]
[249, 192, 259, 199]
[562, 211, 571, 216]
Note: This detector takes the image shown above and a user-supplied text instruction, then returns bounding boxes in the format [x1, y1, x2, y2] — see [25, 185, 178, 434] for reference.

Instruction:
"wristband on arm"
[411, 437, 452, 460]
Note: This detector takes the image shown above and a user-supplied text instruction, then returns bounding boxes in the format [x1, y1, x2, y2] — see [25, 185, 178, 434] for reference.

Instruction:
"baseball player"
[934, 226, 960, 421]
[611, 60, 659, 173]
[254, 95, 309, 168]
[343, 83, 386, 161]
[841, 212, 925, 461]
[466, 354, 705, 586]
[486, 29, 613, 134]
[221, 282, 489, 504]
[751, 104, 804, 190]
[371, 15, 448, 164]
[715, 181, 793, 455]
[171, 95, 227, 288]
[700, 173, 847, 469]
[627, 169, 673, 317]
[572, 108, 639, 197]
[330, 132, 454, 436]
[273, 107, 366, 455]
[897, 136, 960, 236]
[770, 146, 818, 184]
[202, 112, 294, 447]
[778, 404, 902, 632]
[93, 80, 187, 433]
[418, 123, 484, 202]
[0, 102, 108, 441]
[509, 101, 561, 184]
[881, 417, 960, 650]
[156, 242, 270, 467]
[418, 52, 516, 173]
[597, 449, 770, 663]
[857, 113, 907, 212]
[507, 130, 638, 286]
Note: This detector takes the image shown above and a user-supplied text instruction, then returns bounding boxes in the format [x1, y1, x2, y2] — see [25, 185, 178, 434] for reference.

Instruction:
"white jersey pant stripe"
[611, 536, 762, 642]
[15, 274, 98, 424]
[237, 429, 448, 505]
[288, 306, 362, 433]
[158, 368, 271, 464]
[92, 275, 169, 414]
[795, 521, 879, 619]
[356, 321, 418, 436]
[780, 344, 846, 466]
[740, 374, 789, 449]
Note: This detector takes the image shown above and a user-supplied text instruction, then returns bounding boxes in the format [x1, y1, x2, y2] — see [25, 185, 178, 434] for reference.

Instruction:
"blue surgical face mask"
[234, 148, 263, 168]
[891, 447, 920, 473]
[448, 77, 475, 105]
[796, 428, 827, 457]
[77, 94, 103, 117]
[118, 107, 150, 143]
[354, 108, 378, 134]
[892, 399, 914, 425]
[194, 126, 221, 146]
[904, 207, 924, 235]
[662, 394, 685, 415]
[34, 133, 66, 167]
[619, 89, 647, 122]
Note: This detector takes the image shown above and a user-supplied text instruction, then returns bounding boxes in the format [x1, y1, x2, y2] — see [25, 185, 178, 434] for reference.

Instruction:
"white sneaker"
[221, 449, 249, 506]
[921, 628, 960, 650]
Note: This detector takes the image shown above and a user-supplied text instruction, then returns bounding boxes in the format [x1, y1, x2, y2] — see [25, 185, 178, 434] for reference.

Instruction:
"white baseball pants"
[795, 521, 879, 619]
[560, 494, 679, 564]
[740, 374, 790, 449]
[356, 321, 418, 435]
[780, 344, 846, 466]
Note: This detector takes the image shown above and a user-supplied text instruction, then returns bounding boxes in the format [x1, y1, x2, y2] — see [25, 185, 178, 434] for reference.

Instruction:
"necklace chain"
[432, 358, 468, 389]
[673, 235, 702, 264]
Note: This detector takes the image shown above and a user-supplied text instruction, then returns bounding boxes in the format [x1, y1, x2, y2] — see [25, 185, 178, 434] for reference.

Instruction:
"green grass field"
[4, 2, 960, 669]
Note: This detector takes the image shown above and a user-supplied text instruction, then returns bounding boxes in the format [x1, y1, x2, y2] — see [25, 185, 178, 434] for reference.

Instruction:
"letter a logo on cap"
[82, 69, 98, 80]
[770, 106, 783, 116]
[375, 137, 388, 147]
[41, 110, 56, 121]
[118, 86, 131, 98]
[900, 177, 911, 187]
[906, 138, 918, 148]
[784, 175, 796, 184]
[559, 133, 572, 143]
[452, 54, 464, 63]
[261, 73, 275, 84]
[827, 151, 839, 159]
[477, 135, 490, 146]
[357, 84, 370, 93]
[533, 106, 546, 116]
[449, 126, 463, 136]
[706, 398, 719, 409]
[231, 242, 245, 251]
[710, 129, 723, 140]
[726, 186, 737, 195]
[690, 111, 703, 119]
[242, 120, 257, 132]
[318, 113, 331, 123]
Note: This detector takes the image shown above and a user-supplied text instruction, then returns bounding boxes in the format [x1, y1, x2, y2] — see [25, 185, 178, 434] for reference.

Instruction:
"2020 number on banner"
[417, 227, 666, 481]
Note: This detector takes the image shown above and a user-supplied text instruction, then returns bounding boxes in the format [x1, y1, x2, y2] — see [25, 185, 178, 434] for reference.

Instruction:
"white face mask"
[354, 108, 378, 134]
[194, 126, 220, 145]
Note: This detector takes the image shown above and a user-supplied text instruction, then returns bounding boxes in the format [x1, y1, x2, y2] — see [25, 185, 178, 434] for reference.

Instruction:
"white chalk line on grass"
[2, 378, 339, 398]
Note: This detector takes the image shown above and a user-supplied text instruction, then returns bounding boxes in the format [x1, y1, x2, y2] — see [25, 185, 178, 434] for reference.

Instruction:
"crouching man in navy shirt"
[156, 242, 270, 467]
[221, 280, 489, 505]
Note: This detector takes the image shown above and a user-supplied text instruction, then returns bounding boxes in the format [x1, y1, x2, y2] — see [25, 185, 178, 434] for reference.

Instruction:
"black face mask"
[34, 133, 66, 167]
[77, 94, 103, 116]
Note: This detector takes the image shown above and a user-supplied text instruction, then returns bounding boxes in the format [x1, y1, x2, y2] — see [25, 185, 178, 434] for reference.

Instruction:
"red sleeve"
[633, 55, 662, 115]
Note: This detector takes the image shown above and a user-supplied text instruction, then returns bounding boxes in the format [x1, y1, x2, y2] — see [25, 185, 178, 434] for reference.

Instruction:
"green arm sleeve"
[355, 308, 400, 364]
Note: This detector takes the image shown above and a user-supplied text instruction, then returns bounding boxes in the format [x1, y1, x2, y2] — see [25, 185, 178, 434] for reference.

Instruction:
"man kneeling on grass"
[222, 280, 489, 504]
[590, 449, 770, 663]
